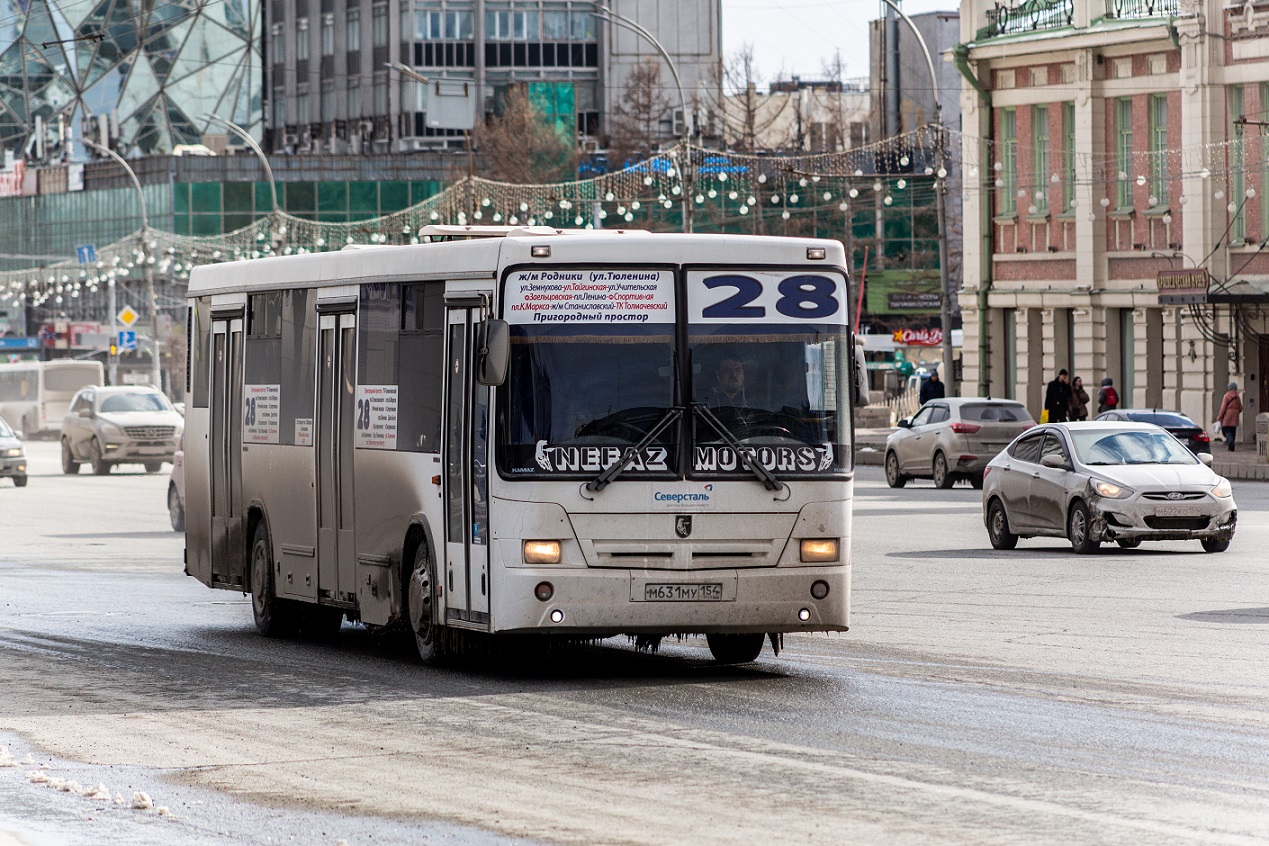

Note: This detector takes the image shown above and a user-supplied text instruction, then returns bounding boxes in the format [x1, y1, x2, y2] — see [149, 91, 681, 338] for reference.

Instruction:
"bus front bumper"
[487, 566, 850, 635]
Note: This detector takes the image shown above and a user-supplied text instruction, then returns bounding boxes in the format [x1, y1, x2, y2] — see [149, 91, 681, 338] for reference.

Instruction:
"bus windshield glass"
[499, 268, 678, 477]
[688, 269, 852, 477]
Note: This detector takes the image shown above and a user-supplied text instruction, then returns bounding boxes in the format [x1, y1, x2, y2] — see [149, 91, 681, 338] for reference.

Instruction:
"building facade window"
[1000, 107, 1017, 216]
[1062, 102, 1075, 213]
[272, 87, 286, 128]
[1149, 93, 1167, 207]
[542, 9, 568, 39]
[1115, 97, 1133, 210]
[1230, 85, 1246, 242]
[570, 10, 597, 40]
[321, 79, 335, 122]
[1032, 104, 1049, 214]
[373, 4, 388, 47]
[297, 85, 311, 124]
[270, 23, 285, 63]
[417, 9, 473, 39]
[374, 72, 388, 115]
[485, 10, 537, 40]
[348, 79, 362, 117]
[321, 13, 334, 56]
[347, 7, 360, 51]
[296, 18, 310, 61]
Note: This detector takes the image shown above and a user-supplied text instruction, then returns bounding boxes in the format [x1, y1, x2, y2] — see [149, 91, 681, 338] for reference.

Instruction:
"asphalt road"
[1, 440, 1268, 845]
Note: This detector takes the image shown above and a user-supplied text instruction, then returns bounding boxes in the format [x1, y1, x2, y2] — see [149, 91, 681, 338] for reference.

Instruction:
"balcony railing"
[1104, 0, 1180, 19]
[984, 0, 1074, 37]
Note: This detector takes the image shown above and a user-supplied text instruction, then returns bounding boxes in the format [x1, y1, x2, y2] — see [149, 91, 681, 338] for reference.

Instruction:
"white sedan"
[982, 422, 1236, 553]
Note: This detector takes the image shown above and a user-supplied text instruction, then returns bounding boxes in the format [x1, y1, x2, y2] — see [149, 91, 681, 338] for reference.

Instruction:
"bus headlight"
[800, 539, 839, 563]
[523, 540, 561, 565]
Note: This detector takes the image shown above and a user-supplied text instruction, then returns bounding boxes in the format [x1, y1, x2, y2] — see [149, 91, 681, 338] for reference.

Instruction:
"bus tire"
[143, 461, 163, 474]
[89, 439, 110, 475]
[61, 440, 81, 475]
[706, 632, 764, 664]
[407, 544, 448, 665]
[250, 521, 297, 637]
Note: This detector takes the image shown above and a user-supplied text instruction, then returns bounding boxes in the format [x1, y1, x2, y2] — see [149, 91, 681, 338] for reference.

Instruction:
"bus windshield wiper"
[691, 402, 785, 492]
[586, 407, 683, 492]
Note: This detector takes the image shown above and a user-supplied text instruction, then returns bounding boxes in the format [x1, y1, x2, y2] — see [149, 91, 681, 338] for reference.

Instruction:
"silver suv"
[61, 386, 184, 475]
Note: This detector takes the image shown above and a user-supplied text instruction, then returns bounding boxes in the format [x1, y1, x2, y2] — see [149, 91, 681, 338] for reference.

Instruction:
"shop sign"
[1157, 269, 1210, 304]
[892, 327, 943, 346]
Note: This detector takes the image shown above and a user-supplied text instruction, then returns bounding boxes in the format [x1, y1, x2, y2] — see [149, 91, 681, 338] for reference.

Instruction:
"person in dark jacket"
[919, 370, 945, 404]
[1069, 376, 1090, 421]
[1044, 369, 1072, 423]
[1097, 377, 1119, 414]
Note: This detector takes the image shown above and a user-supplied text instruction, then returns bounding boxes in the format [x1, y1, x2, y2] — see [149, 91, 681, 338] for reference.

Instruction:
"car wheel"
[1201, 537, 1231, 553]
[969, 472, 984, 490]
[1067, 500, 1100, 554]
[88, 439, 110, 476]
[143, 461, 163, 474]
[987, 498, 1018, 550]
[250, 521, 297, 637]
[13, 475, 27, 488]
[61, 439, 80, 475]
[885, 451, 908, 488]
[168, 484, 185, 532]
[407, 544, 450, 665]
[933, 452, 954, 489]
[1115, 539, 1141, 549]
[706, 632, 765, 664]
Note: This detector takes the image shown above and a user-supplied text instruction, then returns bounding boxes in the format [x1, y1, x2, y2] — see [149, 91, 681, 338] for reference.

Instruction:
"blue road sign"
[0, 338, 39, 350]
[117, 330, 136, 351]
[76, 244, 98, 264]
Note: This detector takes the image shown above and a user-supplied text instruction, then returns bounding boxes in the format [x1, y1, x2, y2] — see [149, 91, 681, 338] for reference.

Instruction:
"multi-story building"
[722, 77, 870, 153]
[265, 0, 722, 154]
[958, 0, 1269, 438]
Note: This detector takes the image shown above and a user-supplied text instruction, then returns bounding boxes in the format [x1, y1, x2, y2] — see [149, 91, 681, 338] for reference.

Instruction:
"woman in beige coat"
[1217, 382, 1243, 451]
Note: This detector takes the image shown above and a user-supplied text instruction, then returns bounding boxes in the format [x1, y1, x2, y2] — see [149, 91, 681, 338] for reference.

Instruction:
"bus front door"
[317, 312, 357, 604]
[210, 316, 245, 588]
[442, 304, 490, 628]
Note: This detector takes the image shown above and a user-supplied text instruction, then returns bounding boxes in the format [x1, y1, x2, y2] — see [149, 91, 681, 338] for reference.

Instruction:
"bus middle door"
[210, 315, 245, 588]
[317, 311, 357, 605]
[442, 300, 490, 629]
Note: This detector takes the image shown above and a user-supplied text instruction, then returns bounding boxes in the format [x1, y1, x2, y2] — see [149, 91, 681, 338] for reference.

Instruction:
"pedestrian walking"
[1216, 382, 1243, 452]
[919, 370, 945, 405]
[1069, 376, 1090, 421]
[1097, 377, 1119, 414]
[1044, 369, 1072, 423]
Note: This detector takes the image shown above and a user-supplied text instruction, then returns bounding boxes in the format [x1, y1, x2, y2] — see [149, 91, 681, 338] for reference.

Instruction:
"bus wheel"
[61, 440, 81, 475]
[706, 633, 764, 664]
[143, 461, 163, 474]
[89, 440, 110, 475]
[407, 545, 448, 665]
[250, 521, 296, 637]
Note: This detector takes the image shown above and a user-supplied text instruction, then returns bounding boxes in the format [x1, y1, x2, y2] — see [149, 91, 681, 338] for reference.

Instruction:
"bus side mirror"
[853, 340, 870, 407]
[477, 319, 510, 386]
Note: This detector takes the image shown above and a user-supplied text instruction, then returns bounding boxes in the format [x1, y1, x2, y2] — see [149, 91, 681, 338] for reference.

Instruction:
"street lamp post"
[204, 113, 282, 246]
[876, 0, 955, 394]
[386, 63, 479, 221]
[78, 138, 162, 393]
[585, 3, 693, 232]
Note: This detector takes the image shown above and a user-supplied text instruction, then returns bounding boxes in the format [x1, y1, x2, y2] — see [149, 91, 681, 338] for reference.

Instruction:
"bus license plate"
[643, 583, 723, 602]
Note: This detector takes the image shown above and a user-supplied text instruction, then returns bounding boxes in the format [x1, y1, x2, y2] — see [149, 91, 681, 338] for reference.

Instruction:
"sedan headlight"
[1210, 478, 1233, 499]
[1095, 481, 1132, 498]
[3, 447, 21, 457]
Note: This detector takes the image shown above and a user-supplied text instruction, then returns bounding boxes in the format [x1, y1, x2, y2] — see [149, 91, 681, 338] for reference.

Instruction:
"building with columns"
[956, 0, 1269, 440]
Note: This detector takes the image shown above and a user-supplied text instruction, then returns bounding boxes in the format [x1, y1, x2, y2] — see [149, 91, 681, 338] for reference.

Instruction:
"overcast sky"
[720, 0, 957, 86]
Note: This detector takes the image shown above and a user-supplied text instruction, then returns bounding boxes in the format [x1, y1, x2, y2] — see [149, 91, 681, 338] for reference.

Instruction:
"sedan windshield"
[0, 417, 13, 437]
[100, 392, 169, 413]
[1070, 429, 1198, 465]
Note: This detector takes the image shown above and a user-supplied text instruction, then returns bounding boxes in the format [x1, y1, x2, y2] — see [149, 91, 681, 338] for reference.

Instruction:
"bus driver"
[709, 355, 748, 408]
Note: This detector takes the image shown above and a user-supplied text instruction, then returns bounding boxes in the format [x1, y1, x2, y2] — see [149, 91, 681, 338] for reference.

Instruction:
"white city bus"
[183, 227, 867, 663]
[0, 360, 105, 437]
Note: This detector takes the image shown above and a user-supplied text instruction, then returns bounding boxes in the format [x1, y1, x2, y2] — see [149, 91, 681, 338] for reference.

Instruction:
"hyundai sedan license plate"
[1155, 505, 1202, 517]
[643, 583, 723, 602]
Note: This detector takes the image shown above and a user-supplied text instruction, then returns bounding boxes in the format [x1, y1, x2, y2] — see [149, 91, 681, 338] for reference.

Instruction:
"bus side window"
[398, 283, 444, 453]
[192, 297, 212, 408]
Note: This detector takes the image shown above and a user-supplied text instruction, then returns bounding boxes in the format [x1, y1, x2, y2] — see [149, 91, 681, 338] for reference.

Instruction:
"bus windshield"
[499, 268, 678, 477]
[688, 269, 851, 477]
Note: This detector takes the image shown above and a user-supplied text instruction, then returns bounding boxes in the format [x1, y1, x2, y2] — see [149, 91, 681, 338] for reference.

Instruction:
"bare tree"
[711, 44, 792, 152]
[468, 85, 579, 184]
[607, 59, 673, 168]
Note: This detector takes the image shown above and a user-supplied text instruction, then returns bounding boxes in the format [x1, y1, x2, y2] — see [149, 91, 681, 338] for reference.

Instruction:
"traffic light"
[109, 342, 117, 356]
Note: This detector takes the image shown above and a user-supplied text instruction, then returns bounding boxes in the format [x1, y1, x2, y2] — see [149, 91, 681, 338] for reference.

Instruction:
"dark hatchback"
[1093, 409, 1211, 454]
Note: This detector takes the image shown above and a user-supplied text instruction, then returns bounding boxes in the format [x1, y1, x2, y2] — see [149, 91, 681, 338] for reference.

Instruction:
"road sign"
[117, 305, 139, 327]
[117, 330, 137, 351]
[75, 244, 98, 264]
[0, 337, 38, 350]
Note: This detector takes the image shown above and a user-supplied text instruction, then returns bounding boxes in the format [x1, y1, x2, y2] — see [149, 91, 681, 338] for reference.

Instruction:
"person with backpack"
[1097, 377, 1119, 414]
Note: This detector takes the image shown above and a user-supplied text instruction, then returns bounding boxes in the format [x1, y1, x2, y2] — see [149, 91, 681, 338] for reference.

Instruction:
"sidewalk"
[854, 428, 1269, 482]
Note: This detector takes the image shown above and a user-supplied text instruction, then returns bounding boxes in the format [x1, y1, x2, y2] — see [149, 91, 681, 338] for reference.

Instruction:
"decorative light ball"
[738, 205, 749, 215]
[1249, 188, 1258, 199]
[1215, 190, 1225, 200]
[575, 216, 584, 226]
[1100, 197, 1111, 208]
[671, 185, 681, 195]
[854, 169, 864, 177]
[1179, 195, 1188, 205]
[718, 172, 728, 182]
[896, 179, 907, 190]
[771, 194, 781, 204]
[604, 192, 614, 202]
[798, 178, 808, 188]
[822, 191, 832, 201]
[492, 213, 502, 222]
[747, 196, 757, 206]
[643, 176, 653, 186]
[1051, 173, 1060, 184]
[624, 212, 634, 222]
[1017, 189, 1028, 198]
[520, 202, 529, 212]
[995, 162, 1004, 172]
[430, 211, 440, 220]
[598, 210, 607, 220]
[481, 197, 491, 207]
[1135, 175, 1146, 187]
[728, 190, 738, 200]
[665, 167, 675, 177]
[658, 193, 667, 202]
[346, 236, 355, 244]
[937, 168, 947, 179]
[695, 194, 705, 204]
[617, 205, 626, 214]
[872, 181, 883, 193]
[781, 210, 791, 219]
[631, 201, 641, 210]
[1070, 199, 1078, 208]
[994, 179, 1004, 188]
[849, 188, 859, 198]
[544, 210, 554, 219]
[473, 211, 483, 220]
[403, 225, 412, 233]
[1229, 202, 1239, 214]
[1200, 168, 1211, 180]
[924, 167, 934, 176]
[509, 216, 519, 225]
[663, 200, 673, 209]
[1148, 196, 1158, 207]
[789, 193, 800, 204]
[1162, 214, 1172, 225]
[758, 173, 767, 183]
[883, 195, 893, 206]
[839, 202, 849, 211]
[1028, 205, 1038, 215]
[900, 155, 910, 167]
[1035, 191, 1044, 201]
